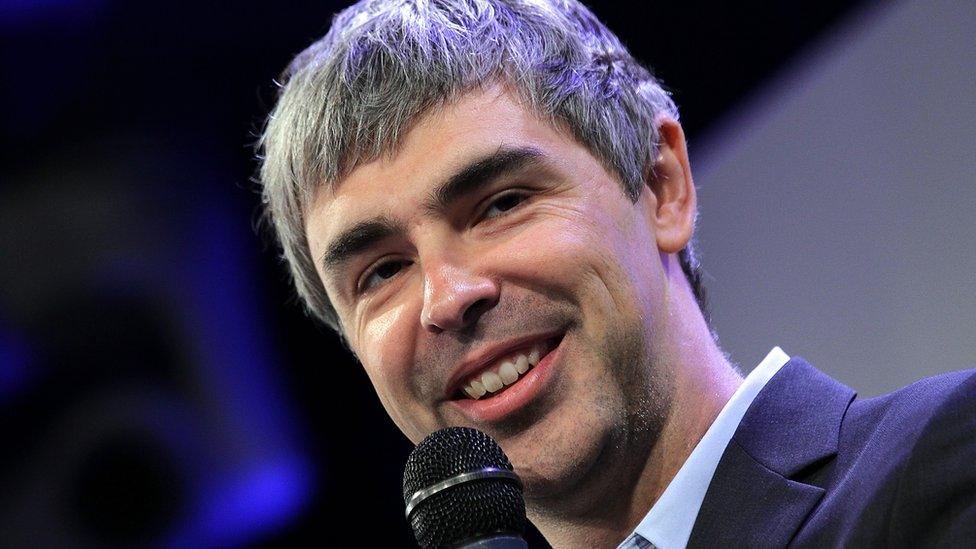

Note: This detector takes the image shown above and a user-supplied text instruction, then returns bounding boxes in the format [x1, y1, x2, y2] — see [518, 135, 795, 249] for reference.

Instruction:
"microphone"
[403, 427, 528, 548]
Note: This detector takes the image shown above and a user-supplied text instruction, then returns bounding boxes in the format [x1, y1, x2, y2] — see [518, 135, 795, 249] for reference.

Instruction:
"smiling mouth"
[453, 336, 562, 400]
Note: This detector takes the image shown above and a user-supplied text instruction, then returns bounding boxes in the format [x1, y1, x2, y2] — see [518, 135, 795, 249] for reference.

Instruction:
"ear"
[646, 117, 697, 254]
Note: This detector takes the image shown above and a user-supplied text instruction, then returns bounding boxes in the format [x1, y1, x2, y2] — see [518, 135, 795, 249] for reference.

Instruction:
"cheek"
[360, 302, 408, 367]
[514, 206, 656, 329]
[512, 206, 642, 291]
[358, 302, 426, 439]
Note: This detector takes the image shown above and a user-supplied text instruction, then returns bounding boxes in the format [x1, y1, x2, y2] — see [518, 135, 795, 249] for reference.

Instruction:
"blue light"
[0, 0, 105, 27]
[150, 173, 315, 546]
[194, 454, 315, 546]
[0, 328, 33, 401]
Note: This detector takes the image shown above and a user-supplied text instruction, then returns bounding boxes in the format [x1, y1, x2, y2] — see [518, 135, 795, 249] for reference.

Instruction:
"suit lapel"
[688, 358, 856, 548]
[687, 439, 825, 547]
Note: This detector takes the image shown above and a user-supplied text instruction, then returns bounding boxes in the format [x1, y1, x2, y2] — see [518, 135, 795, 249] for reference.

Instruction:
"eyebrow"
[424, 145, 544, 216]
[319, 145, 545, 279]
[320, 216, 405, 273]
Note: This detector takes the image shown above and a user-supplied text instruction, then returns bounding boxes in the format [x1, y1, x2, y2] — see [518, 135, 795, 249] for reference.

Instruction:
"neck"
[528, 289, 742, 548]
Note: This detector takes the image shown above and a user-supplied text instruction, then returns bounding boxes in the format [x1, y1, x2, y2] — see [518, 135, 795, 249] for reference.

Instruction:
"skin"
[306, 83, 742, 547]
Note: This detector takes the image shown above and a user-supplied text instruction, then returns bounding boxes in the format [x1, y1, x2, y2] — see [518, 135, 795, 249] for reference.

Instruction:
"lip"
[444, 331, 564, 400]
[447, 333, 565, 423]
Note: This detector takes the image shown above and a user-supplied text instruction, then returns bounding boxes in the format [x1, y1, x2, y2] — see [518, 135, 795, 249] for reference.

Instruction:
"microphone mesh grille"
[403, 427, 526, 548]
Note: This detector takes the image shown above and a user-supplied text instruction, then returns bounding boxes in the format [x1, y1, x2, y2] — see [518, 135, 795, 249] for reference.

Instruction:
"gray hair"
[258, 0, 707, 333]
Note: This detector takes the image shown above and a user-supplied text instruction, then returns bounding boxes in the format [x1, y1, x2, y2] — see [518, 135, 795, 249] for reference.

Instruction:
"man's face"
[306, 85, 676, 497]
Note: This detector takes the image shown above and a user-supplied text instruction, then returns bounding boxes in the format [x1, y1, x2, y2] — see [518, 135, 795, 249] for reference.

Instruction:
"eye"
[482, 191, 528, 220]
[359, 259, 409, 293]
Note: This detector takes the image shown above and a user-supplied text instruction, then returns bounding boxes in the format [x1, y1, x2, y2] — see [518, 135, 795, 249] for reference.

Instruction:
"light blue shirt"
[617, 347, 792, 549]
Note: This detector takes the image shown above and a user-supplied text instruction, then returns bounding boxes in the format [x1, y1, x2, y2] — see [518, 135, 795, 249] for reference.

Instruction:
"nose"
[420, 259, 499, 333]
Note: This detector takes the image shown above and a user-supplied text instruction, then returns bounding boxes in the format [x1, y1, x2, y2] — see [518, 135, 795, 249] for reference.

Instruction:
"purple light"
[192, 454, 315, 546]
[0, 0, 105, 27]
[0, 328, 34, 401]
[150, 173, 314, 545]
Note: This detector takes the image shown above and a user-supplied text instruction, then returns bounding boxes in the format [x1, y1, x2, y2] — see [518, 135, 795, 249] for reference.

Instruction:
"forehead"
[305, 85, 570, 254]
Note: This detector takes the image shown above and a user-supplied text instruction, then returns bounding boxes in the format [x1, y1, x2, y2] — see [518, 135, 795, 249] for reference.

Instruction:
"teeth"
[470, 379, 485, 395]
[498, 362, 519, 384]
[482, 371, 503, 393]
[463, 379, 486, 399]
[460, 341, 552, 400]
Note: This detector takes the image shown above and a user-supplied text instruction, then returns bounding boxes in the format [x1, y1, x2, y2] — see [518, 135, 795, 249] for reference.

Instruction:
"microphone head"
[403, 427, 526, 549]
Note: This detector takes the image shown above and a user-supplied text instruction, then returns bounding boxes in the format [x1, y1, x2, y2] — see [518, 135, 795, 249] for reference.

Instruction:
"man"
[257, 1, 976, 547]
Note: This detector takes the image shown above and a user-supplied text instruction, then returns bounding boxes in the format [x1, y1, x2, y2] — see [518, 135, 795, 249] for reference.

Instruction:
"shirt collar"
[619, 347, 791, 549]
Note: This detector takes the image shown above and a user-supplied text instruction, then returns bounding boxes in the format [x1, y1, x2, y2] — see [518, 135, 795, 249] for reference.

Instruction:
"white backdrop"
[695, 0, 976, 395]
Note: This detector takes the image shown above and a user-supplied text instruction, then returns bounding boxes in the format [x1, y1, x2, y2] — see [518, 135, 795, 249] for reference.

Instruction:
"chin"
[502, 412, 619, 502]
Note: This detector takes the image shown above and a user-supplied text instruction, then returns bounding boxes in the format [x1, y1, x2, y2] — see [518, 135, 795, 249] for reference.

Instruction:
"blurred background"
[1, 0, 972, 546]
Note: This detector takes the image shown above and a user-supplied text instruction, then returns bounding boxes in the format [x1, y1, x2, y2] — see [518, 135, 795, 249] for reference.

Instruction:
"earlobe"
[646, 117, 697, 254]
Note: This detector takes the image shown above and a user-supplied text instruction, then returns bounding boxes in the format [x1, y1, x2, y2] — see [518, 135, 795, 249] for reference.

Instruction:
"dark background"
[0, 1, 867, 546]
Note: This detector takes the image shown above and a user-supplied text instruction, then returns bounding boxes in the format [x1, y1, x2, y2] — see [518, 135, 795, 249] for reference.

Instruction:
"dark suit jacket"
[688, 357, 976, 548]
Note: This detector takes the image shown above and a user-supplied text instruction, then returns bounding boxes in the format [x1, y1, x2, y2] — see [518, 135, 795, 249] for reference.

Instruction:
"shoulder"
[845, 367, 976, 444]
[892, 369, 976, 544]
[848, 368, 976, 545]
[839, 367, 976, 479]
